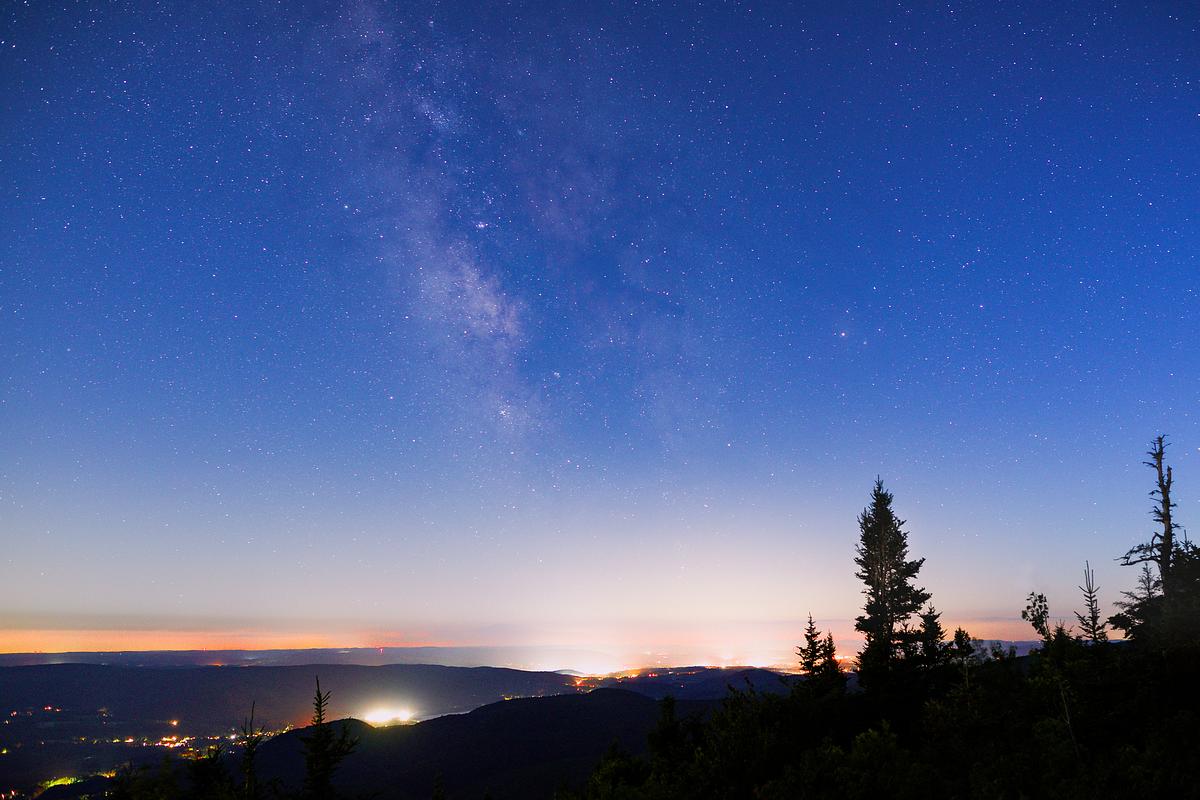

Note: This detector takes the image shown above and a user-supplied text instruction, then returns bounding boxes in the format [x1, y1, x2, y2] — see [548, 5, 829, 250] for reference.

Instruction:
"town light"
[363, 708, 414, 726]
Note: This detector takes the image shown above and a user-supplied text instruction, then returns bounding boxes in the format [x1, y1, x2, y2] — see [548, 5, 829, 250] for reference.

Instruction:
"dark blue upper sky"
[1, 1, 1197, 665]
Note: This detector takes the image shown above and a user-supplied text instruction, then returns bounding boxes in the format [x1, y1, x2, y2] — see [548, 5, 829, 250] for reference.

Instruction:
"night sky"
[2, 2, 1197, 670]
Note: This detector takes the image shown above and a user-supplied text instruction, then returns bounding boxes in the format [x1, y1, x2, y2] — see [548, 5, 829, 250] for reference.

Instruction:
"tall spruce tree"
[797, 614, 824, 675]
[853, 479, 931, 688]
[797, 617, 844, 692]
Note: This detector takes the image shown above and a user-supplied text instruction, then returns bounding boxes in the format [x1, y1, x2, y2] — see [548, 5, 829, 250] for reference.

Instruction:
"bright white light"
[363, 708, 414, 726]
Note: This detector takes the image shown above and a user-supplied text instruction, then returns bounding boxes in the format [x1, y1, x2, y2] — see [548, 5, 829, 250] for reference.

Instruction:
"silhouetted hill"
[253, 689, 715, 799]
[32, 775, 111, 800]
[0, 663, 577, 731]
[597, 666, 791, 699]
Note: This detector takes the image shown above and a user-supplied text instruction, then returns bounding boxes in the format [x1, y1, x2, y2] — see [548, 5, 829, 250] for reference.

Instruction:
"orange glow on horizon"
[0, 617, 1045, 660]
[0, 628, 454, 655]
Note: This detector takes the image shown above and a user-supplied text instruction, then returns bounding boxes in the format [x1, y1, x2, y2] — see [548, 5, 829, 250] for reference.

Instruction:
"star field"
[1, 1, 1198, 665]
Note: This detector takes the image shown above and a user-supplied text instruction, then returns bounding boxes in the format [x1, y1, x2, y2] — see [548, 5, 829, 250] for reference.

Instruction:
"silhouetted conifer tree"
[1110, 565, 1154, 642]
[820, 633, 837, 669]
[1074, 561, 1108, 644]
[816, 632, 845, 691]
[948, 627, 978, 689]
[240, 702, 265, 800]
[300, 677, 357, 800]
[853, 479, 930, 688]
[1119, 563, 1161, 617]
[949, 627, 975, 663]
[796, 614, 824, 675]
[918, 605, 949, 668]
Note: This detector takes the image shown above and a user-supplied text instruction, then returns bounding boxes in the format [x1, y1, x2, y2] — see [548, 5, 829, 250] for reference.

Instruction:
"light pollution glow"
[363, 708, 415, 726]
[0, 617, 1042, 674]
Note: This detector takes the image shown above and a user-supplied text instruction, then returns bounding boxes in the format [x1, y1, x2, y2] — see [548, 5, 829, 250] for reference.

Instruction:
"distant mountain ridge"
[0, 645, 614, 671]
[251, 689, 691, 799]
[0, 662, 578, 729]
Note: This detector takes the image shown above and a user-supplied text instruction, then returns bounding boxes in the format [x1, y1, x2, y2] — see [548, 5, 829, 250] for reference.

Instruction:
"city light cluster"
[362, 707, 414, 726]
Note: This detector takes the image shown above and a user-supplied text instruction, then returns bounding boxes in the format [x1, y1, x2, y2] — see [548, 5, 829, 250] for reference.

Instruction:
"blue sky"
[1, 1, 1197, 666]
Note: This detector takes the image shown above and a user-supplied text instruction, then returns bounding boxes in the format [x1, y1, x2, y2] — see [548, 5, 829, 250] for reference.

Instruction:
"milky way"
[1, 2, 1198, 666]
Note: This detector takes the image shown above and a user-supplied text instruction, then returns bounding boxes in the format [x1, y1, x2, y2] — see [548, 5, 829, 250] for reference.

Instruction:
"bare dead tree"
[1120, 436, 1179, 596]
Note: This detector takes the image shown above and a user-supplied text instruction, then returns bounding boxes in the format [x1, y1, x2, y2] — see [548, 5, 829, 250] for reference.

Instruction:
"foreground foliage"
[569, 435, 1200, 800]
[568, 640, 1200, 800]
